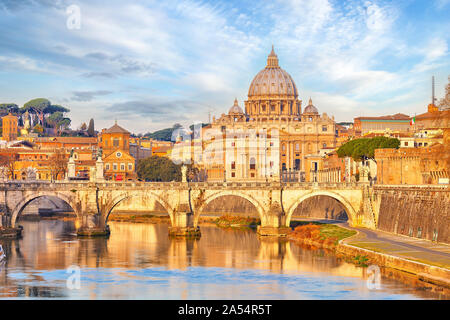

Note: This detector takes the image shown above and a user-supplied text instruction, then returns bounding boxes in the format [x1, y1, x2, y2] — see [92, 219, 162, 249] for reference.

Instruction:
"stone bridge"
[0, 181, 378, 238]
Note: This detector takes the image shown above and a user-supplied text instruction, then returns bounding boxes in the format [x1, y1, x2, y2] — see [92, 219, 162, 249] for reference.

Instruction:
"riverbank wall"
[337, 240, 450, 289]
[374, 186, 450, 244]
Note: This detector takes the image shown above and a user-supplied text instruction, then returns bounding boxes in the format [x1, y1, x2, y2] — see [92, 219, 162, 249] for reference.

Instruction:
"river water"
[0, 220, 446, 299]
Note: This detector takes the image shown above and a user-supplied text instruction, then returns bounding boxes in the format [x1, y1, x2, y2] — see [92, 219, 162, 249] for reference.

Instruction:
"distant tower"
[428, 76, 439, 113]
[432, 76, 436, 105]
[2, 112, 18, 142]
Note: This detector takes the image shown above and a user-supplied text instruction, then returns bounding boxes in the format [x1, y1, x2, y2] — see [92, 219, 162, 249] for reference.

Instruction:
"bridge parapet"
[373, 184, 449, 191]
[0, 180, 377, 239]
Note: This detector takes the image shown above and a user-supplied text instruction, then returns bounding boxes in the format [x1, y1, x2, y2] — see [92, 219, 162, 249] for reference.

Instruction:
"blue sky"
[0, 0, 449, 134]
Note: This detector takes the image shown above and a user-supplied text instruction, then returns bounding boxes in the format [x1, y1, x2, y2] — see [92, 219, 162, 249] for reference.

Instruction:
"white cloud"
[0, 0, 448, 131]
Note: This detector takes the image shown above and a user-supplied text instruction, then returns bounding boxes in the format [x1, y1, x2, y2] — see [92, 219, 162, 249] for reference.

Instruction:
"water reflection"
[0, 220, 447, 299]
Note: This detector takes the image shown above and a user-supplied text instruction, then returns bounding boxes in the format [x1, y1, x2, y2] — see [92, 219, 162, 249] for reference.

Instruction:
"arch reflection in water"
[0, 220, 446, 299]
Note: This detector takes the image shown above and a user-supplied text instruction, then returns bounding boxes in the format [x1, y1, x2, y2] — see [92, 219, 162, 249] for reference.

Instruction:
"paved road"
[340, 222, 450, 269]
[291, 218, 450, 269]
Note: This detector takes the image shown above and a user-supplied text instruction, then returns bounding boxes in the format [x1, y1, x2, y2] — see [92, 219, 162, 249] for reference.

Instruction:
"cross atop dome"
[266, 45, 279, 68]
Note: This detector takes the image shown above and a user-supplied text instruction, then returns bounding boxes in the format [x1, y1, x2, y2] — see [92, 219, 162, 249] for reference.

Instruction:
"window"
[295, 143, 300, 151]
[106, 164, 110, 170]
[295, 159, 300, 170]
[282, 144, 286, 151]
[405, 142, 408, 146]
[323, 143, 327, 148]
[231, 161, 235, 169]
[250, 172, 255, 178]
[250, 157, 256, 170]
[271, 105, 275, 112]
[120, 163, 125, 171]
[113, 138, 119, 147]
[313, 162, 318, 171]
[113, 163, 118, 171]
[128, 163, 133, 171]
[322, 125, 327, 132]
[231, 172, 235, 177]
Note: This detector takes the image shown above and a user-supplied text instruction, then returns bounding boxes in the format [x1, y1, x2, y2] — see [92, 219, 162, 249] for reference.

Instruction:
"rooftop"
[103, 122, 130, 134]
[355, 113, 411, 121]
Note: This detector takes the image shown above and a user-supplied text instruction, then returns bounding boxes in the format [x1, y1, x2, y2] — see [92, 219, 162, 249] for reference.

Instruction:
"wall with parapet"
[375, 186, 450, 243]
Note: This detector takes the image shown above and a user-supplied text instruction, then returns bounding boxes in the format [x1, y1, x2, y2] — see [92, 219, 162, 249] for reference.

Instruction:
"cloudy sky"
[0, 0, 449, 134]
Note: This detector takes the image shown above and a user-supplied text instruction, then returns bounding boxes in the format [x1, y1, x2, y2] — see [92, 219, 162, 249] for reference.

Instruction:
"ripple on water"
[0, 220, 441, 299]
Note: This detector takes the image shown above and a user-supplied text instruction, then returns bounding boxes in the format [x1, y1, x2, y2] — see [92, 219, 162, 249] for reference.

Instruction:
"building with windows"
[375, 107, 450, 185]
[99, 121, 131, 156]
[103, 149, 136, 181]
[99, 122, 136, 181]
[2, 113, 18, 142]
[354, 113, 411, 135]
[204, 47, 336, 181]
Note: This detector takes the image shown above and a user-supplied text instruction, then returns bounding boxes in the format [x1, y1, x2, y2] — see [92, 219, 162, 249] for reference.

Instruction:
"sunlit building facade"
[204, 47, 336, 181]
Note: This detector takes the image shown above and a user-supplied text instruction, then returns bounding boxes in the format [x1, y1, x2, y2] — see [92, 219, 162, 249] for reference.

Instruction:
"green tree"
[136, 156, 182, 181]
[87, 118, 95, 137]
[144, 123, 183, 141]
[0, 103, 19, 116]
[21, 98, 70, 126]
[337, 136, 400, 162]
[47, 112, 71, 134]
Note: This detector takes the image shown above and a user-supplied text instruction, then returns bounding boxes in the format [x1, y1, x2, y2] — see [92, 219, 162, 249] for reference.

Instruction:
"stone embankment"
[337, 231, 450, 289]
[375, 186, 450, 243]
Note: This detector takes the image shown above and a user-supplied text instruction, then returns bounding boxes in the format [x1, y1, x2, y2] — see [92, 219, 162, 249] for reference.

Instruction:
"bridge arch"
[104, 191, 174, 225]
[286, 190, 357, 226]
[194, 190, 266, 222]
[11, 192, 78, 228]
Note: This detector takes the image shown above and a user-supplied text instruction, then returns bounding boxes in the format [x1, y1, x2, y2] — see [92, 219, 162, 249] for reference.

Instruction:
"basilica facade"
[203, 47, 337, 182]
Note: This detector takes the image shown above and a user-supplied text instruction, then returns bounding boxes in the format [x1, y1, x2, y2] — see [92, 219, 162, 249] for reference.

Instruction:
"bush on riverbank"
[289, 222, 356, 248]
[215, 215, 260, 228]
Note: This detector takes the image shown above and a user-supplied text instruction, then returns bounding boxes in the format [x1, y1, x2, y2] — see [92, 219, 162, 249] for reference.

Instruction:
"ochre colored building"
[374, 106, 450, 185]
[415, 106, 450, 131]
[99, 121, 131, 156]
[2, 113, 18, 142]
[103, 149, 135, 181]
[0, 148, 69, 181]
[99, 122, 136, 181]
[34, 137, 98, 150]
